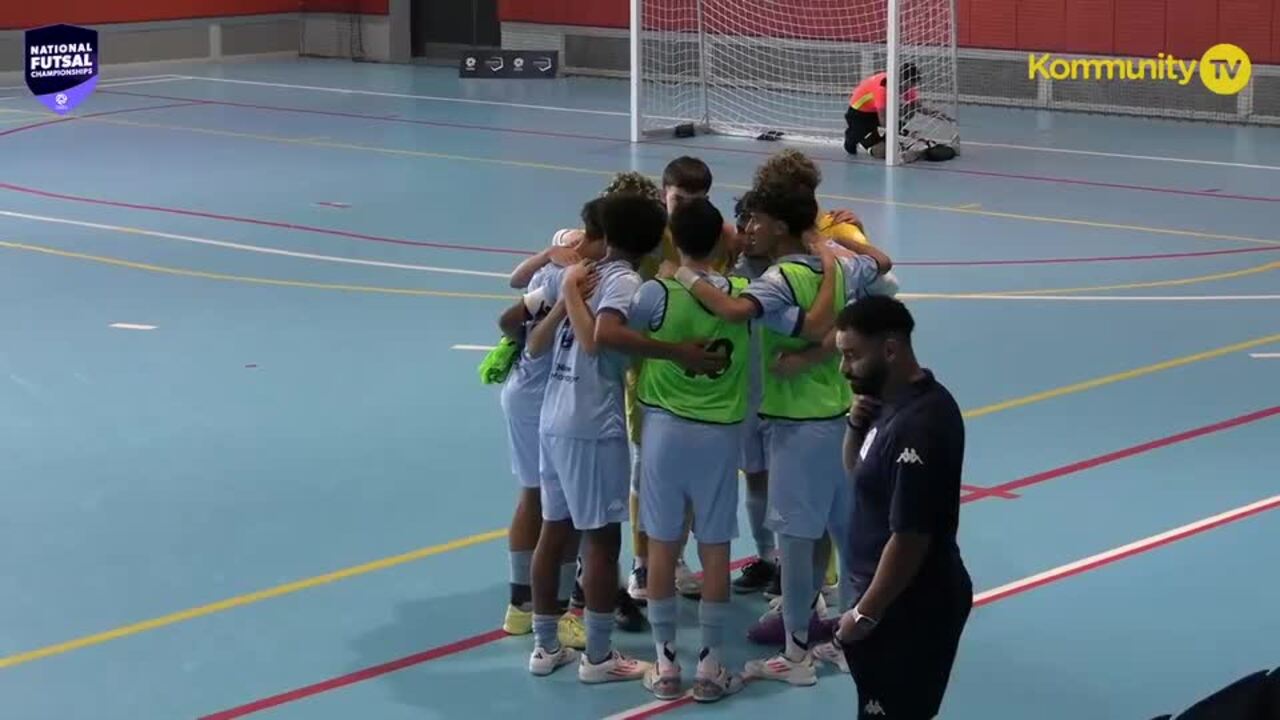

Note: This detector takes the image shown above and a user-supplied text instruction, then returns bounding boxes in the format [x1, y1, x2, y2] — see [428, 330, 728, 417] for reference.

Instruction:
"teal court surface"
[1, 59, 1278, 720]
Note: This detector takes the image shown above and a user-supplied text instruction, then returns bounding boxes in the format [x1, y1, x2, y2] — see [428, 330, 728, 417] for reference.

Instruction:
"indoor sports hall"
[1, 1, 1278, 719]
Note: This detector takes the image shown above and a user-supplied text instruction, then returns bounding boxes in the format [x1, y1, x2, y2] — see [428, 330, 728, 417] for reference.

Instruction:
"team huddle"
[486, 150, 906, 703]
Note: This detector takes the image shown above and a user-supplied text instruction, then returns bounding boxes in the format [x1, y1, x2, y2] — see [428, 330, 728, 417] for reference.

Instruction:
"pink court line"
[606, 494, 1280, 720]
[198, 559, 753, 720]
[961, 406, 1280, 503]
[0, 100, 205, 139]
[2, 181, 1277, 267]
[98, 88, 1280, 205]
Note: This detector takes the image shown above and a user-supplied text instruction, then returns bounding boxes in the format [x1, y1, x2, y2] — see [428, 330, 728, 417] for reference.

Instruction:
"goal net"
[631, 0, 960, 164]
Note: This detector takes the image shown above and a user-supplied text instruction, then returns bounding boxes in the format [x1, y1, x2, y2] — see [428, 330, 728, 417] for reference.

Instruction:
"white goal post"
[629, 0, 961, 165]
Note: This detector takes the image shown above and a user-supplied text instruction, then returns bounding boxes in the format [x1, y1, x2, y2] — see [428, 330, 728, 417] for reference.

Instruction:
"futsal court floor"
[1, 58, 1278, 720]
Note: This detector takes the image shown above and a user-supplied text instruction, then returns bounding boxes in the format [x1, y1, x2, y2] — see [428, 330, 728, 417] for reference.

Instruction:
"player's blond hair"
[601, 171, 662, 204]
[753, 149, 822, 192]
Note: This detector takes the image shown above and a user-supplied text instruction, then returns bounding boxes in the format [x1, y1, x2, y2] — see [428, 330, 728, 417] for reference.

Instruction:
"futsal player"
[845, 63, 921, 158]
[524, 192, 725, 682]
[497, 201, 610, 650]
[828, 296, 972, 718]
[627, 196, 753, 703]
[676, 179, 893, 687]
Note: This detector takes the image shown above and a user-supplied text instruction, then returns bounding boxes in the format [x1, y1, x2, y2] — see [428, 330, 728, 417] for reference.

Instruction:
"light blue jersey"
[539, 259, 643, 440]
[743, 253, 883, 337]
[628, 271, 735, 331]
[500, 264, 566, 423]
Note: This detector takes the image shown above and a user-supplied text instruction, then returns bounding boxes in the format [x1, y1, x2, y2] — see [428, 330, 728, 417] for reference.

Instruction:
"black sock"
[510, 583, 532, 608]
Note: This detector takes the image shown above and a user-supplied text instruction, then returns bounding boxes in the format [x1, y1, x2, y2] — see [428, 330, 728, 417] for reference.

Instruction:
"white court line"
[902, 293, 1280, 302]
[451, 344, 496, 351]
[1250, 353, 1280, 358]
[0, 75, 179, 91]
[175, 75, 630, 117]
[965, 141, 1280, 172]
[602, 493, 1280, 720]
[0, 210, 509, 279]
[109, 323, 157, 330]
[98, 77, 184, 88]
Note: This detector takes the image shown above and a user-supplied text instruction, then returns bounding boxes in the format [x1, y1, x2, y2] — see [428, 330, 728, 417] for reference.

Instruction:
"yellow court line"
[997, 260, 1280, 296]
[72, 114, 1280, 249]
[963, 332, 1280, 419]
[0, 231, 1273, 670]
[0, 241, 515, 302]
[0, 530, 507, 670]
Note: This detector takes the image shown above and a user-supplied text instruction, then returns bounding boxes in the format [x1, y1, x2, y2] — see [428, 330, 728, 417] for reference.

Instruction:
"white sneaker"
[675, 560, 702, 598]
[743, 651, 817, 686]
[642, 661, 684, 700]
[693, 663, 745, 703]
[529, 645, 580, 676]
[757, 593, 826, 623]
[812, 641, 849, 673]
[579, 650, 652, 684]
[627, 565, 648, 603]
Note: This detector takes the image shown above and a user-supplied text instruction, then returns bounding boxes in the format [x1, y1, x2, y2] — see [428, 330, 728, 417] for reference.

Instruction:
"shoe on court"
[571, 581, 586, 610]
[503, 605, 532, 635]
[745, 596, 832, 646]
[744, 652, 817, 686]
[579, 650, 652, 684]
[812, 640, 849, 673]
[642, 662, 684, 700]
[675, 560, 702, 599]
[558, 612, 587, 650]
[764, 568, 782, 599]
[529, 645, 580, 676]
[731, 558, 776, 594]
[627, 565, 649, 604]
[692, 664, 746, 703]
[615, 589, 649, 632]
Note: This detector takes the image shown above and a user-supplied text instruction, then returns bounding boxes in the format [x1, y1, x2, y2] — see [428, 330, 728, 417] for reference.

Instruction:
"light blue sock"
[649, 596, 678, 664]
[533, 614, 560, 652]
[585, 609, 615, 664]
[698, 600, 728, 666]
[510, 550, 532, 586]
[778, 534, 816, 657]
[745, 488, 775, 559]
[558, 561, 576, 605]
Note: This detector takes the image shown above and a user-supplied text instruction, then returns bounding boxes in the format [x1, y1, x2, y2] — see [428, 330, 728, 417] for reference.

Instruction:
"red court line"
[3, 180, 1276, 267]
[962, 406, 1280, 503]
[608, 494, 1280, 719]
[199, 558, 754, 719]
[99, 88, 1280, 205]
[0, 100, 205, 138]
[199, 401, 1278, 720]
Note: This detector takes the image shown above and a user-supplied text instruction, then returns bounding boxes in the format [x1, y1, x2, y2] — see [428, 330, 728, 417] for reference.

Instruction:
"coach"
[831, 296, 973, 719]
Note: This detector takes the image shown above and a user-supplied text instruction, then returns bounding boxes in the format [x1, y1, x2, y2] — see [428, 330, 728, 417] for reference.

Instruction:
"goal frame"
[628, 0, 960, 166]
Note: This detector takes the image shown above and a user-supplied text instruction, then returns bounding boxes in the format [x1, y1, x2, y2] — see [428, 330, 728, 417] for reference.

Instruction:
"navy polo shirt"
[845, 370, 967, 593]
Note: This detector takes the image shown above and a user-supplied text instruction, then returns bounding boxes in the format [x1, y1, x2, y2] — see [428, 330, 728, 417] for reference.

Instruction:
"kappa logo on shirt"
[864, 699, 886, 716]
[896, 447, 924, 465]
[608, 499, 625, 513]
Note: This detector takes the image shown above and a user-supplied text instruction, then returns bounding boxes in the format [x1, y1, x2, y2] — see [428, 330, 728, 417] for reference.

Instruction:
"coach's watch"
[852, 607, 880, 629]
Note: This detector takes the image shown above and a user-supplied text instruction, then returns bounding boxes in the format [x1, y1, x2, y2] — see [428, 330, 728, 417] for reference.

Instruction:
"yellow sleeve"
[818, 211, 870, 246]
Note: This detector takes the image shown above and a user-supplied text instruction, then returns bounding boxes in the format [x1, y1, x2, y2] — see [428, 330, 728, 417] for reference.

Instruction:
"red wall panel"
[2, 0, 386, 31]
[1165, 0, 1218, 58]
[957, 0, 971, 46]
[1274, 0, 1280, 62]
[1219, 0, 1273, 62]
[1065, 0, 1115, 54]
[1017, 0, 1066, 51]
[1114, 0, 1166, 56]
[968, 0, 1018, 48]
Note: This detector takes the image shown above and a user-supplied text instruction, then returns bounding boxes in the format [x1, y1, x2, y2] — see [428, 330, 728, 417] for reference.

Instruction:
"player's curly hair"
[600, 171, 662, 204]
[753, 149, 822, 192]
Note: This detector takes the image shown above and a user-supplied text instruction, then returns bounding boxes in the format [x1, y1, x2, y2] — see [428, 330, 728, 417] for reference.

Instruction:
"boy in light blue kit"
[524, 192, 726, 683]
[496, 200, 610, 649]
[678, 179, 894, 687]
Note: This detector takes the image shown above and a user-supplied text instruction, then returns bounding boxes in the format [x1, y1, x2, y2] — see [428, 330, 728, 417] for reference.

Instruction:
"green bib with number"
[760, 261, 851, 421]
[636, 276, 749, 424]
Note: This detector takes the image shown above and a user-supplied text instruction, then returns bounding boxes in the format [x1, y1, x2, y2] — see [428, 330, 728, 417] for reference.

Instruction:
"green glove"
[478, 336, 520, 385]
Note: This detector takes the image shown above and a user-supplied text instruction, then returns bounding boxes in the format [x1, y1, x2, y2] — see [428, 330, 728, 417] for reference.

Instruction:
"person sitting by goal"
[844, 63, 921, 159]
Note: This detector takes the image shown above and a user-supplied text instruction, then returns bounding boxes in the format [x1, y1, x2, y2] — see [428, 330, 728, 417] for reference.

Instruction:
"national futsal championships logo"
[1028, 43, 1252, 96]
[25, 24, 100, 114]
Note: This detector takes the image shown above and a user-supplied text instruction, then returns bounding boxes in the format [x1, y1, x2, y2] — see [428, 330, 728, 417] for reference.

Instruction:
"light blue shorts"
[640, 409, 741, 545]
[761, 417, 851, 541]
[539, 434, 631, 530]
[740, 410, 768, 475]
[504, 413, 541, 489]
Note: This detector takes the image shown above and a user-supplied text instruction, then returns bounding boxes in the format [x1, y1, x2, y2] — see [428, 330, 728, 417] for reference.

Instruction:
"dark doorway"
[410, 0, 500, 59]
